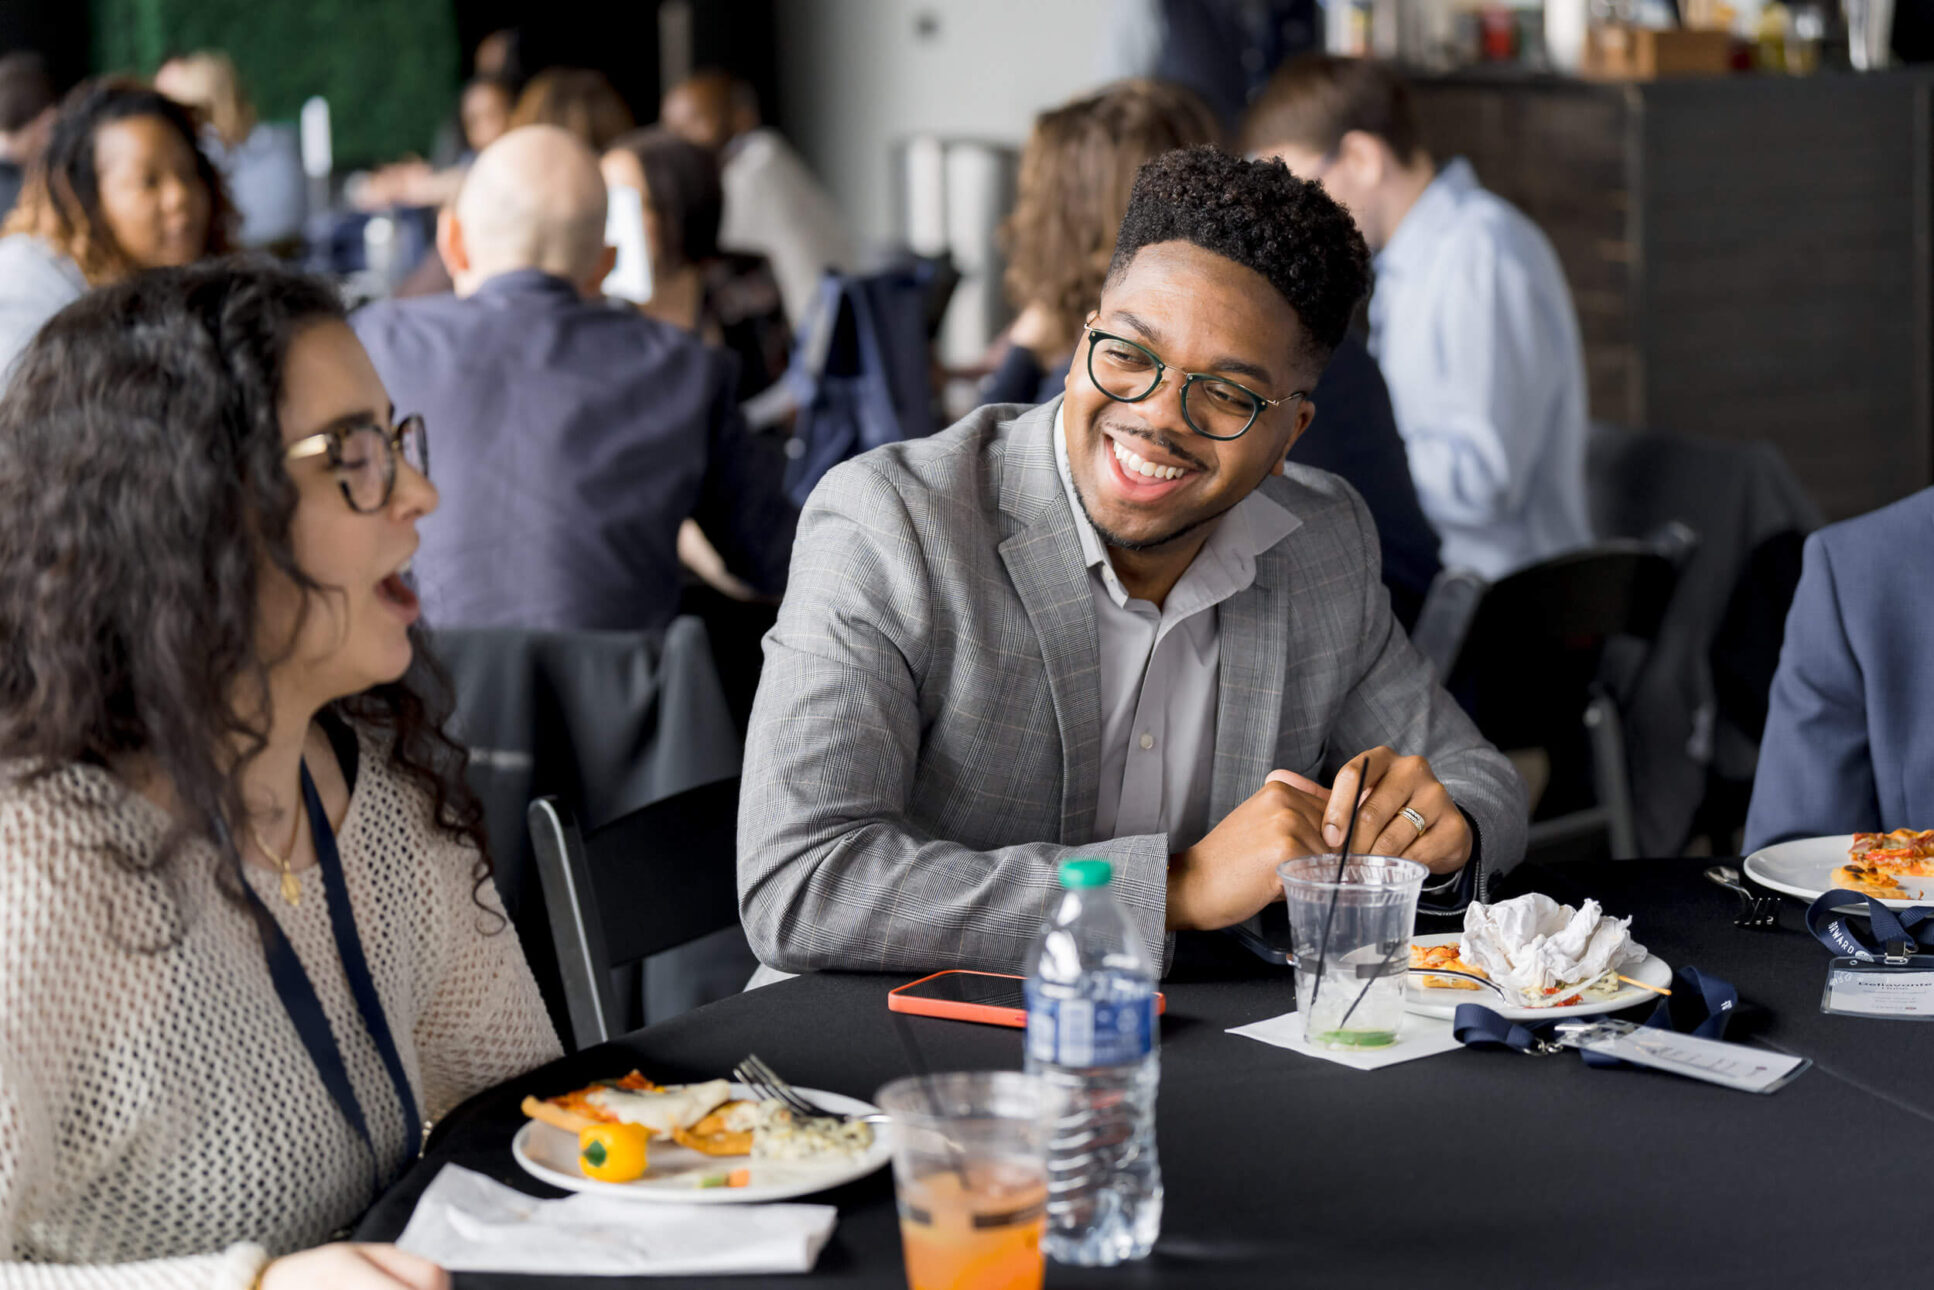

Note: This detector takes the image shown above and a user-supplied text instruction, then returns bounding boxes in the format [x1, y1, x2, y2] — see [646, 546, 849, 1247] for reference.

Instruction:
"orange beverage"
[897, 1164, 1047, 1290]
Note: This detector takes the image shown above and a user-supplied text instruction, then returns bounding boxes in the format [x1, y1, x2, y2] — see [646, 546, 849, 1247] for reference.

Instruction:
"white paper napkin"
[1226, 1011, 1462, 1069]
[395, 1165, 839, 1276]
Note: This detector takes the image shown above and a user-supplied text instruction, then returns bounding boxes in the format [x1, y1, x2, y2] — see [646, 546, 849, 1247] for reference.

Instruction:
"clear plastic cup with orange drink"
[877, 1072, 1046, 1290]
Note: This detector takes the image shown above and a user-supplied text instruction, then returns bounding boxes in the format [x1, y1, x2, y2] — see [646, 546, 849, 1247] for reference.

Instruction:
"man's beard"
[1069, 471, 1241, 552]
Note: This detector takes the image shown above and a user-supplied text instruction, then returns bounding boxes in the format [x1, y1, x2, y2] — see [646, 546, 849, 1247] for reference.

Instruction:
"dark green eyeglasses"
[1085, 328, 1305, 440]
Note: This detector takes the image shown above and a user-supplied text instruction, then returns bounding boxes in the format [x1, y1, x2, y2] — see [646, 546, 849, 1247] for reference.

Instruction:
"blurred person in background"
[0, 52, 56, 221]
[0, 79, 233, 383]
[661, 69, 854, 328]
[0, 257, 559, 1289]
[352, 126, 796, 633]
[1245, 57, 1589, 580]
[154, 51, 306, 249]
[509, 67, 634, 153]
[601, 126, 790, 406]
[601, 125, 794, 640]
[386, 67, 636, 299]
[992, 79, 1441, 625]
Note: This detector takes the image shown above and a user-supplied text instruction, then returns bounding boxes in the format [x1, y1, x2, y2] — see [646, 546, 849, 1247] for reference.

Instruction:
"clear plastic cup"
[877, 1071, 1047, 1290]
[1278, 854, 1429, 1050]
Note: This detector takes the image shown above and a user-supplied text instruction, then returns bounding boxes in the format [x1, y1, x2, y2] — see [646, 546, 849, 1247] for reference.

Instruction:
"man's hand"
[1166, 778, 1332, 931]
[1269, 746, 1472, 875]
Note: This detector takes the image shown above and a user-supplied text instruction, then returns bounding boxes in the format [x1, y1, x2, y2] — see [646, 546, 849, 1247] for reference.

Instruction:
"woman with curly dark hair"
[0, 259, 559, 1289]
[0, 78, 235, 383]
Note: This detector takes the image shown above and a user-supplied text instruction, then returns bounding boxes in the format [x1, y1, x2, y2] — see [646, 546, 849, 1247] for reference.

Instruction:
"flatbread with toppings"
[1409, 942, 1488, 990]
[520, 1072, 744, 1139]
[1849, 830, 1934, 877]
[1832, 860, 1907, 899]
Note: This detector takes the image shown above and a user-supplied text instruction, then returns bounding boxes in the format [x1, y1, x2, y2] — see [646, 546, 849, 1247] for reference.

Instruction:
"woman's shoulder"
[0, 233, 86, 295]
[0, 759, 156, 859]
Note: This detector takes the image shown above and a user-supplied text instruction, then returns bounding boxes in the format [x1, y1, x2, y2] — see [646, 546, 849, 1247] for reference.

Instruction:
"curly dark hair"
[0, 78, 236, 285]
[0, 257, 492, 919]
[1106, 145, 1370, 365]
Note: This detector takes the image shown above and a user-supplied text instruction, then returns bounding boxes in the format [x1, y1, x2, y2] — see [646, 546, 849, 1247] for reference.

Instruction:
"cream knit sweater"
[0, 726, 563, 1287]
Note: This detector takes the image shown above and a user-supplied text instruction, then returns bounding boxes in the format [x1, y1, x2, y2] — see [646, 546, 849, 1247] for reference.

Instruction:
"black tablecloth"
[357, 861, 1934, 1288]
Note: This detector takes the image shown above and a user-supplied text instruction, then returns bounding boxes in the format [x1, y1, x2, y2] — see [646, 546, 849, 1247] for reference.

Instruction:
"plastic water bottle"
[1023, 858, 1163, 1265]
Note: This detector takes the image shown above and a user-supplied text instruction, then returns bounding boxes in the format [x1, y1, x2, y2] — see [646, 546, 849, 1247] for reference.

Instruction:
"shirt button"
[1139, 733, 1156, 751]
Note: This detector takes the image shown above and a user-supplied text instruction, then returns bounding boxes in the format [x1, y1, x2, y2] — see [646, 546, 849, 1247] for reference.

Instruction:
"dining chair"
[1412, 526, 1695, 862]
[527, 776, 744, 1051]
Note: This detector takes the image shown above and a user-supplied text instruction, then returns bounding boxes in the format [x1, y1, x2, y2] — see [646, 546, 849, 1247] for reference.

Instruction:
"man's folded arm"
[737, 461, 1169, 975]
[1325, 487, 1528, 896]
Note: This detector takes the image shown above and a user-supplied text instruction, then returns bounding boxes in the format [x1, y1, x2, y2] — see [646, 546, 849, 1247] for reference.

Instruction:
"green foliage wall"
[90, 0, 459, 169]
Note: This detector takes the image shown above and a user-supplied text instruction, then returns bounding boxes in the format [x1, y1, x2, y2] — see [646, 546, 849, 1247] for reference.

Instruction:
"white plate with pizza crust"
[512, 1083, 892, 1204]
[1404, 932, 1674, 1020]
[1744, 834, 1934, 910]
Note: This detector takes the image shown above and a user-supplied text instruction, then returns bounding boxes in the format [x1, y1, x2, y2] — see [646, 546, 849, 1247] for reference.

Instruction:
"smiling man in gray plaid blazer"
[739, 148, 1526, 978]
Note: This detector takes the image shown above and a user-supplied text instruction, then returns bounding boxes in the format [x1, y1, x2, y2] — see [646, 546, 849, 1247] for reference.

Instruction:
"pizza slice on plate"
[520, 1072, 753, 1154]
[1849, 830, 1934, 877]
[1409, 942, 1489, 990]
[1831, 860, 1906, 899]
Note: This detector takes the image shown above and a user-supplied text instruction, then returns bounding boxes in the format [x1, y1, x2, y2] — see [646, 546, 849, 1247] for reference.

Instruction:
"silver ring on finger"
[1399, 805, 1429, 840]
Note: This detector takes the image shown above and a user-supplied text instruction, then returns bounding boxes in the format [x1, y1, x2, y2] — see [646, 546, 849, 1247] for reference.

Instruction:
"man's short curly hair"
[1105, 145, 1370, 366]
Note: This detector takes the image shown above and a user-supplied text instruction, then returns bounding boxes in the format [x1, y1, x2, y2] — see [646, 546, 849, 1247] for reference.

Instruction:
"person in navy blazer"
[352, 125, 796, 634]
[1744, 487, 1934, 850]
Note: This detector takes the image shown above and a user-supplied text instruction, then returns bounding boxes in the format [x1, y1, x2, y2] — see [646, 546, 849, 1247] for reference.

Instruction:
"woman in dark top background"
[601, 126, 791, 408]
[986, 77, 1442, 626]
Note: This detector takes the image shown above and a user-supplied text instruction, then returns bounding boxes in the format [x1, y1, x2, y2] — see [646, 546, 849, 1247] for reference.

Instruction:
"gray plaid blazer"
[738, 398, 1526, 977]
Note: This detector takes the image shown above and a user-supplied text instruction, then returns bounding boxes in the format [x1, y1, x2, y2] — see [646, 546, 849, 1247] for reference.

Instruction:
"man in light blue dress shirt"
[1245, 57, 1591, 579]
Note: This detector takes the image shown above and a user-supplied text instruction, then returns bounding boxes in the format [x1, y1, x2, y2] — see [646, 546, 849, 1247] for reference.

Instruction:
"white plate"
[1404, 932, 1674, 1020]
[1744, 833, 1933, 910]
[512, 1083, 892, 1204]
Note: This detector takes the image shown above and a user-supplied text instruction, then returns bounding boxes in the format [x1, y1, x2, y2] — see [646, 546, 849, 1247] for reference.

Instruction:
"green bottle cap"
[1059, 858, 1114, 889]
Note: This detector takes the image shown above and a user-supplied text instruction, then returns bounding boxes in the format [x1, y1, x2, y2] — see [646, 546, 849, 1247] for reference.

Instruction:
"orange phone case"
[887, 970, 1167, 1028]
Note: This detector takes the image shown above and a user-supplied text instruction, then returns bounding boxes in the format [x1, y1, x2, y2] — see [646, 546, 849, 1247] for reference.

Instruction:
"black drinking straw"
[1303, 756, 1365, 1023]
[889, 1006, 972, 1186]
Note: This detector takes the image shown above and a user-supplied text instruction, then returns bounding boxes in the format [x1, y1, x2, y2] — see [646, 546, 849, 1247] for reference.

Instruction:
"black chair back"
[527, 777, 743, 1051]
[1415, 531, 1693, 860]
[1442, 542, 1681, 753]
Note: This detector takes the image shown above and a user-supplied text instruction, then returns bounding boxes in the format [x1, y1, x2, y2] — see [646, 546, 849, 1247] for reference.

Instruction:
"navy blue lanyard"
[1452, 965, 1737, 1063]
[234, 763, 421, 1192]
[1805, 889, 1934, 964]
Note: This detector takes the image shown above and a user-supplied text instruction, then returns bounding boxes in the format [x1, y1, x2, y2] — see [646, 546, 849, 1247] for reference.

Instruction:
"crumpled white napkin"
[395, 1165, 839, 1276]
[1460, 893, 1647, 1005]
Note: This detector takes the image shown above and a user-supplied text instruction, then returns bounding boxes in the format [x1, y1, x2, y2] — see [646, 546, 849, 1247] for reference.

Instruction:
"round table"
[357, 859, 1934, 1288]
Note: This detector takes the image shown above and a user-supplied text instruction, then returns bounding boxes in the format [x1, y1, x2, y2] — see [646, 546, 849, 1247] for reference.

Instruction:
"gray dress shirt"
[1052, 408, 1295, 852]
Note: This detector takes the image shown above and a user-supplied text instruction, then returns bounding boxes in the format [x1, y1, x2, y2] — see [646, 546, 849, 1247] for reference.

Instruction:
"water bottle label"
[1025, 982, 1154, 1067]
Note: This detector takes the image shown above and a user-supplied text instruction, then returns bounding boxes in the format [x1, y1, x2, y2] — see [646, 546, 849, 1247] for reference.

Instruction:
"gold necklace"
[250, 804, 304, 907]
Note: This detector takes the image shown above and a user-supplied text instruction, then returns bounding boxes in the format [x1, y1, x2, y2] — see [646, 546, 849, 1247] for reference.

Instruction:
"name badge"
[1821, 956, 1934, 1019]
[1556, 1020, 1810, 1094]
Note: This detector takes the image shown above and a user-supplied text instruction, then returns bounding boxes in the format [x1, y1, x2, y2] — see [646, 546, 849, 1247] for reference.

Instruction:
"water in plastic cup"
[878, 1071, 1046, 1290]
[1278, 854, 1428, 1050]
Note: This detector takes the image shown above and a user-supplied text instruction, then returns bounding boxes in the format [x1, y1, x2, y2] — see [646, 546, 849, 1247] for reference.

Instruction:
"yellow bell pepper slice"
[578, 1122, 651, 1183]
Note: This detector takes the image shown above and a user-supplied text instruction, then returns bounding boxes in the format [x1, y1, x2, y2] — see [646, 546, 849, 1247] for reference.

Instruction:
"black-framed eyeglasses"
[1085, 329, 1305, 441]
[283, 413, 429, 513]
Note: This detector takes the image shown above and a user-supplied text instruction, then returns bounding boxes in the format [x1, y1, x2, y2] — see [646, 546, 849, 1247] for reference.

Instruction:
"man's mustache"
[1095, 416, 1210, 473]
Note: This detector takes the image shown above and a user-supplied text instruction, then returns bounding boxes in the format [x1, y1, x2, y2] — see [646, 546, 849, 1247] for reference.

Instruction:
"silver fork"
[733, 1054, 889, 1125]
[1704, 865, 1780, 930]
